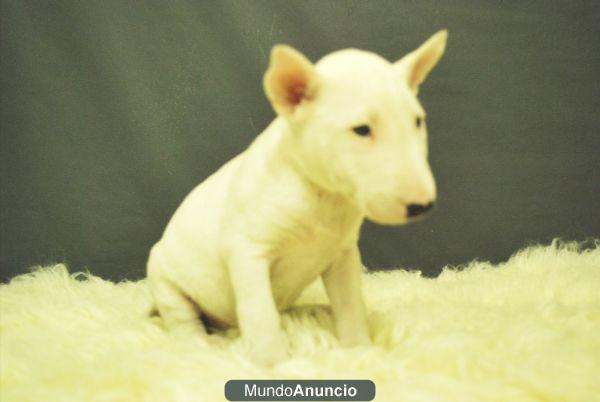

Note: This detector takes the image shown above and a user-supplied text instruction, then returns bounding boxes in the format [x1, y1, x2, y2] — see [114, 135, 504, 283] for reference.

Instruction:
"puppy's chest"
[274, 226, 343, 269]
[270, 196, 358, 267]
[267, 200, 360, 308]
[269, 232, 341, 308]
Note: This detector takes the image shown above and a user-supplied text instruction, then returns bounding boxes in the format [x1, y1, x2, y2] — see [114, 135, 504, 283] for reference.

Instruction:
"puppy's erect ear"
[395, 30, 448, 94]
[264, 45, 316, 116]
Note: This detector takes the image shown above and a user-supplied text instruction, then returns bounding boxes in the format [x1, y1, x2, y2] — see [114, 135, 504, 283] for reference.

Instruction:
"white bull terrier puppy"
[147, 30, 448, 366]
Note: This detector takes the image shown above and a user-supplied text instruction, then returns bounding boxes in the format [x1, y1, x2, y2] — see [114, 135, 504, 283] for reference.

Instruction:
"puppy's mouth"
[365, 198, 435, 226]
[364, 197, 408, 226]
[405, 201, 435, 221]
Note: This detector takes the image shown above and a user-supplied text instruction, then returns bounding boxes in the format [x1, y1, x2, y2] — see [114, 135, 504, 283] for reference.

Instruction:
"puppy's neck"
[273, 117, 361, 213]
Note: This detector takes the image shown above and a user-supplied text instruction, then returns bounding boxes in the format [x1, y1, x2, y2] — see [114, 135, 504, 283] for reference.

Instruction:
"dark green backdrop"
[1, 1, 599, 281]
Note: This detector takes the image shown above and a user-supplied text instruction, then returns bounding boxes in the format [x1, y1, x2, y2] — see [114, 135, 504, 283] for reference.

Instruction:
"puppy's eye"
[416, 116, 423, 128]
[352, 125, 371, 137]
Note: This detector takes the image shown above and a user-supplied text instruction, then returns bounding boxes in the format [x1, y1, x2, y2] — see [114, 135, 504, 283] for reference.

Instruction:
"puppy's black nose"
[407, 202, 435, 218]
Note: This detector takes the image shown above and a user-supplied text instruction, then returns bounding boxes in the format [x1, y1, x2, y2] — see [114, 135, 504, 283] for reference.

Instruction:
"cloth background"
[1, 1, 599, 281]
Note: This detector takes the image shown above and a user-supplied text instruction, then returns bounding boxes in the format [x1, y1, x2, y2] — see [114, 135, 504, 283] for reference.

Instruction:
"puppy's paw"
[339, 331, 371, 348]
[248, 334, 288, 367]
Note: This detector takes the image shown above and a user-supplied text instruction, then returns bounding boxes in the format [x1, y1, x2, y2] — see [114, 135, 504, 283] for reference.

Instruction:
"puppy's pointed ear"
[395, 30, 448, 94]
[264, 45, 316, 116]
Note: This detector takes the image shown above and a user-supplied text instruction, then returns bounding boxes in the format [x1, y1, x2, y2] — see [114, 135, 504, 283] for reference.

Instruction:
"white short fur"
[147, 31, 448, 365]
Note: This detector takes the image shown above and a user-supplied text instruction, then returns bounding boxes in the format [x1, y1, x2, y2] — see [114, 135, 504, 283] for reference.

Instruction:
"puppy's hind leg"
[150, 279, 209, 339]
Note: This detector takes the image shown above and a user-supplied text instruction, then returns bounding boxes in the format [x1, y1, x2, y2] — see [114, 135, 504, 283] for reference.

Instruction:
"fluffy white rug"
[1, 241, 599, 402]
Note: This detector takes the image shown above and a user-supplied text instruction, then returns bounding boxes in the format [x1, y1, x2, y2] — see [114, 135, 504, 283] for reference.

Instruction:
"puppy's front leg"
[322, 246, 371, 347]
[228, 251, 287, 366]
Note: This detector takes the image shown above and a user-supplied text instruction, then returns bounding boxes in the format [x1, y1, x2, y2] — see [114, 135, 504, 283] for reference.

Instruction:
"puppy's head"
[264, 31, 448, 225]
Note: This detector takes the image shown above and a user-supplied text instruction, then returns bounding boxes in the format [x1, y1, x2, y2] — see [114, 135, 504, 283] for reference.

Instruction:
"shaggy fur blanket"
[1, 242, 599, 402]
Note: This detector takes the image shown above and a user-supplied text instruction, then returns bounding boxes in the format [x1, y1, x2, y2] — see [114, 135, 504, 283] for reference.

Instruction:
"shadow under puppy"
[147, 30, 448, 366]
